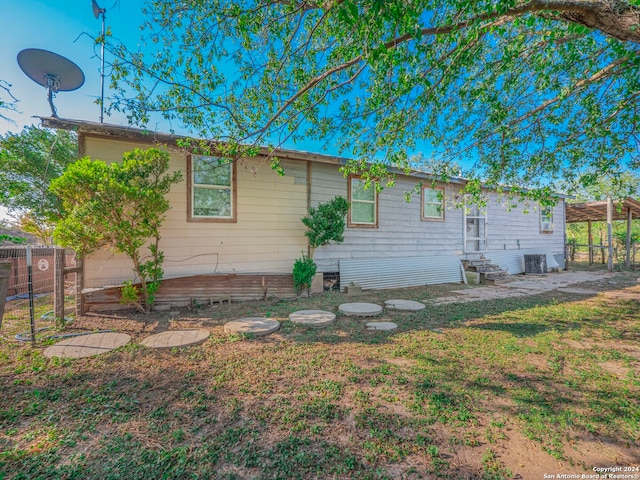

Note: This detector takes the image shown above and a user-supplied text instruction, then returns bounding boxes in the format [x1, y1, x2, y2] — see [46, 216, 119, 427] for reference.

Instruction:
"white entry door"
[464, 205, 487, 253]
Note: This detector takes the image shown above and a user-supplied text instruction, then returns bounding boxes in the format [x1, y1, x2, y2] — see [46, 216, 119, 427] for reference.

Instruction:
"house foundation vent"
[323, 272, 340, 291]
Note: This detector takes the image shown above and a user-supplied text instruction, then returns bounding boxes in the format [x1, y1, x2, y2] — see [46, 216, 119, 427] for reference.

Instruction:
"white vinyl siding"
[310, 163, 566, 273]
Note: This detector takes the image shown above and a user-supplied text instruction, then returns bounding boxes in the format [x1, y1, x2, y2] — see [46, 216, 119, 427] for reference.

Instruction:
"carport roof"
[566, 197, 640, 223]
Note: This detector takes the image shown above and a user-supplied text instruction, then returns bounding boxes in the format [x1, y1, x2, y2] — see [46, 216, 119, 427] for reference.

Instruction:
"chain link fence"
[0, 246, 77, 342]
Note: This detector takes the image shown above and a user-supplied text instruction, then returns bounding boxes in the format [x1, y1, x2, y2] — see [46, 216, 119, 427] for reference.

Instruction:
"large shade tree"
[0, 126, 78, 243]
[106, 0, 640, 199]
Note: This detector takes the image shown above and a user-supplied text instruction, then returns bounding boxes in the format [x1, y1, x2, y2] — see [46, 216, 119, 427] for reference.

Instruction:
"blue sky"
[0, 0, 148, 134]
[0, 0, 341, 146]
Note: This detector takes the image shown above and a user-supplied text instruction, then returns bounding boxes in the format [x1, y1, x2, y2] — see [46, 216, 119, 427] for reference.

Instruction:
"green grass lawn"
[0, 271, 639, 479]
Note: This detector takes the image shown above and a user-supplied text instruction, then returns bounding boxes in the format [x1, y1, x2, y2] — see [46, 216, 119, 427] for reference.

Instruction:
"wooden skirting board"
[83, 273, 296, 312]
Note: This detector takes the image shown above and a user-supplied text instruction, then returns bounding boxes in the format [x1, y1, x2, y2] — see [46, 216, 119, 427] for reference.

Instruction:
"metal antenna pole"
[100, 9, 106, 123]
[93, 0, 107, 123]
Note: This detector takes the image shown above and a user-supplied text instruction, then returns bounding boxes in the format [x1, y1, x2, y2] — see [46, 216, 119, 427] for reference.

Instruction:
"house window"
[348, 176, 377, 227]
[540, 206, 553, 233]
[188, 155, 236, 222]
[421, 186, 444, 220]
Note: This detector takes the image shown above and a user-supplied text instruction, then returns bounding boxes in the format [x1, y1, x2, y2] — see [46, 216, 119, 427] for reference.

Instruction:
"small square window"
[348, 176, 377, 227]
[421, 187, 444, 221]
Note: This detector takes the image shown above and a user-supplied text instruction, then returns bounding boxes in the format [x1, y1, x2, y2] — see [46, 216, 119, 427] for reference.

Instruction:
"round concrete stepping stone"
[289, 310, 336, 328]
[384, 299, 426, 311]
[140, 329, 210, 349]
[366, 321, 398, 331]
[44, 332, 131, 359]
[338, 303, 383, 317]
[224, 317, 280, 336]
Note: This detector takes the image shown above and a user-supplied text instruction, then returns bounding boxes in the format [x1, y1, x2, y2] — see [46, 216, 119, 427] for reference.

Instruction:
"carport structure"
[565, 197, 640, 271]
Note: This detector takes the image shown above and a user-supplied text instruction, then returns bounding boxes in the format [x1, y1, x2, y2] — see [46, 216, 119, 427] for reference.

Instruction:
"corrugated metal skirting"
[487, 248, 562, 274]
[339, 255, 464, 291]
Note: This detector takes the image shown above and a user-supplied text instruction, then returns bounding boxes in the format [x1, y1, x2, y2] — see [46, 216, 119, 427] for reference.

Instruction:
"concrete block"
[152, 304, 172, 311]
[209, 295, 231, 305]
[310, 273, 324, 294]
[465, 271, 481, 285]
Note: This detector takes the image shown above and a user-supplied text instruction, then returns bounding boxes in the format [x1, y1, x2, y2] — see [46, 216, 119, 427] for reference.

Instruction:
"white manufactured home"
[43, 118, 566, 310]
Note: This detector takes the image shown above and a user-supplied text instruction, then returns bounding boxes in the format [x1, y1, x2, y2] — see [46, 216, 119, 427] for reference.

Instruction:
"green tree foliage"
[0, 126, 78, 242]
[0, 80, 18, 123]
[302, 196, 349, 250]
[566, 171, 640, 202]
[106, 1, 640, 199]
[50, 148, 182, 313]
[0, 235, 27, 245]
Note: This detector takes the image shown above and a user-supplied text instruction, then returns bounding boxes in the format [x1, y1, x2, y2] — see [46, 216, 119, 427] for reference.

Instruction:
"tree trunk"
[553, 1, 640, 44]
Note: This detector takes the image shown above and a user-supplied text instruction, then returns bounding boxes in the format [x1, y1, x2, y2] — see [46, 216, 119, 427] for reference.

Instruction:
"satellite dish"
[17, 48, 85, 118]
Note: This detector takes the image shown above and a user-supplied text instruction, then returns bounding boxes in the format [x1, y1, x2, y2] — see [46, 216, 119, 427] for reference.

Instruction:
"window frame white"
[421, 186, 445, 221]
[348, 175, 378, 228]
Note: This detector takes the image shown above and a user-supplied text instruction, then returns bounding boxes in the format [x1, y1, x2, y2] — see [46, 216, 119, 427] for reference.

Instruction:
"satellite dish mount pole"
[93, 0, 107, 123]
[45, 74, 60, 118]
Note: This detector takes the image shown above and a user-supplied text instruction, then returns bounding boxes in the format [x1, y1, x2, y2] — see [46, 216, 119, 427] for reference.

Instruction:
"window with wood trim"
[421, 186, 444, 220]
[348, 176, 377, 227]
[540, 206, 554, 233]
[188, 155, 236, 222]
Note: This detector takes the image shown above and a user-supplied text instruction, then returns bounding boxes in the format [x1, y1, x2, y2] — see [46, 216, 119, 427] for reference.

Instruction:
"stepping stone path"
[384, 299, 426, 311]
[289, 310, 336, 328]
[366, 321, 398, 331]
[338, 303, 383, 317]
[44, 332, 131, 359]
[224, 317, 280, 336]
[141, 329, 210, 349]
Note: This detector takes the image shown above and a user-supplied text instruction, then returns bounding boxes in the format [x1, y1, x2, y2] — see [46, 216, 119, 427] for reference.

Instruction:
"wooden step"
[482, 270, 514, 285]
[468, 264, 503, 273]
[461, 259, 493, 269]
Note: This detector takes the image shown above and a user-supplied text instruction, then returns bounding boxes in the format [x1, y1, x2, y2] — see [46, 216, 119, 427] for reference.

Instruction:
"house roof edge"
[39, 116, 347, 165]
[40, 117, 571, 198]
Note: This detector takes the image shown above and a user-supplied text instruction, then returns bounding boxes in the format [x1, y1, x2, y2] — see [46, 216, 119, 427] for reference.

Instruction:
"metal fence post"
[75, 257, 84, 316]
[0, 261, 11, 329]
[26, 246, 36, 345]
